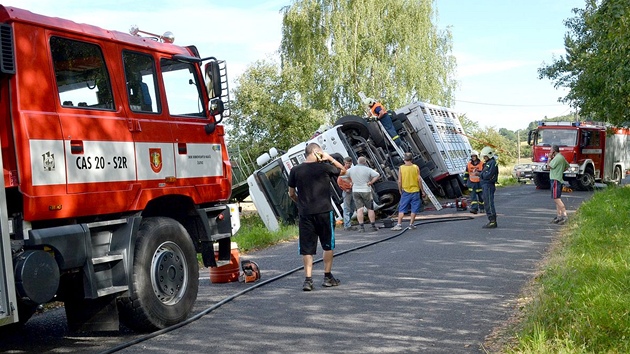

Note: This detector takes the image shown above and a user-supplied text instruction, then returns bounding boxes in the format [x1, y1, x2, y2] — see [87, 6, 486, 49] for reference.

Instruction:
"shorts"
[551, 179, 563, 199]
[398, 191, 422, 214]
[298, 211, 335, 255]
[352, 191, 373, 210]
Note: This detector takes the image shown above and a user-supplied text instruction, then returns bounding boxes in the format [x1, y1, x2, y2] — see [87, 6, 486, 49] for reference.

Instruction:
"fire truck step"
[210, 232, 231, 241]
[91, 254, 124, 265]
[215, 260, 231, 267]
[96, 285, 128, 297]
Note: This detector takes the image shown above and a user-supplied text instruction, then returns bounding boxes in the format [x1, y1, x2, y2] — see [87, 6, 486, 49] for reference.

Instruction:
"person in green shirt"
[548, 145, 570, 224]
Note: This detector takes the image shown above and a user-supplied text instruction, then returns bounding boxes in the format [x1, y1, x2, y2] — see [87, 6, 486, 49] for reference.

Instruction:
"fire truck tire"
[373, 181, 401, 215]
[571, 167, 594, 191]
[533, 172, 550, 189]
[335, 115, 370, 141]
[118, 217, 198, 332]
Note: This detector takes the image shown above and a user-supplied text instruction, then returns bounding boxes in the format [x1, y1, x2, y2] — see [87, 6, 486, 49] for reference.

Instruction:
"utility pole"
[516, 129, 521, 164]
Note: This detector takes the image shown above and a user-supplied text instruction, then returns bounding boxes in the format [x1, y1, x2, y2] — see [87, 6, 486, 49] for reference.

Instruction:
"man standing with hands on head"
[288, 143, 346, 291]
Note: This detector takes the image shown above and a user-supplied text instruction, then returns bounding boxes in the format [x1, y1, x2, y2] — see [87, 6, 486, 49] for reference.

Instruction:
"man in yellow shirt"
[391, 153, 426, 231]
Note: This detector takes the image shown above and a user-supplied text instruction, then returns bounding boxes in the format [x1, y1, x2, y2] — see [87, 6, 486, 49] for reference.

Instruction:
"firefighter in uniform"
[463, 150, 484, 214]
[364, 98, 404, 148]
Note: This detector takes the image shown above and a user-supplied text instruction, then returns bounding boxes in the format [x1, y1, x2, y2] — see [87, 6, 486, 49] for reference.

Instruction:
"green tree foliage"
[538, 0, 630, 126]
[280, 0, 457, 119]
[227, 60, 327, 158]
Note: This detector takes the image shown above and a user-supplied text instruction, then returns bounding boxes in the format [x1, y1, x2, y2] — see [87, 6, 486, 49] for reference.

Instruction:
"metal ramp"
[0, 141, 19, 326]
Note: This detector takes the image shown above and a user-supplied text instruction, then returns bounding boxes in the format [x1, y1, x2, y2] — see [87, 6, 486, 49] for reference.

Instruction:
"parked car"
[513, 163, 534, 183]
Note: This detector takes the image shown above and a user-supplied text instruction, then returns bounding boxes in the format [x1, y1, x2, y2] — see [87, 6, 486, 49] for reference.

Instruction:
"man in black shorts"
[288, 143, 347, 291]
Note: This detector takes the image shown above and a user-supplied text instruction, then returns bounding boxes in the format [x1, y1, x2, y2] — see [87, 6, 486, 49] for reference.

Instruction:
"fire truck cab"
[528, 121, 630, 190]
[0, 6, 238, 332]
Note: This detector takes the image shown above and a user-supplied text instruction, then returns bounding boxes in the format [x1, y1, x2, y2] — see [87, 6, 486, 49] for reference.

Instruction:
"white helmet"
[363, 97, 376, 106]
[480, 146, 495, 159]
[470, 150, 479, 157]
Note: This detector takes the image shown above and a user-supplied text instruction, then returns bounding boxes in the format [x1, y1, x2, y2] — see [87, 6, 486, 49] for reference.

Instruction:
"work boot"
[482, 221, 497, 229]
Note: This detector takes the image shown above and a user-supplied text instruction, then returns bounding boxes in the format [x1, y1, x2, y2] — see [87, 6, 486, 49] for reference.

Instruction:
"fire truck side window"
[50, 37, 114, 110]
[160, 58, 205, 118]
[123, 51, 159, 113]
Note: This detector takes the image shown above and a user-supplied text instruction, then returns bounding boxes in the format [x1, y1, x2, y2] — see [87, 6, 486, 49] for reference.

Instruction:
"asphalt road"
[0, 182, 592, 354]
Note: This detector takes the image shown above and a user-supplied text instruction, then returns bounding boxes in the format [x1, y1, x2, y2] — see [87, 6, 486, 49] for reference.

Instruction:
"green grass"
[232, 213, 298, 254]
[506, 186, 630, 353]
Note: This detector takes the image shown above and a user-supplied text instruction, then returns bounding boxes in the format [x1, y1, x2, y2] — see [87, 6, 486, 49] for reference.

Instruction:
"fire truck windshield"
[537, 129, 578, 147]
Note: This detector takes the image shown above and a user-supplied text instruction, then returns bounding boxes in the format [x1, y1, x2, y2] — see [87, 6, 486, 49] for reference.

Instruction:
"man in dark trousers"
[288, 143, 346, 291]
[479, 146, 499, 229]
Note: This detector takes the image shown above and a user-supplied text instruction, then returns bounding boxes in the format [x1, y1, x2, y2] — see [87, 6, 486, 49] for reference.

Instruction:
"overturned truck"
[248, 101, 473, 231]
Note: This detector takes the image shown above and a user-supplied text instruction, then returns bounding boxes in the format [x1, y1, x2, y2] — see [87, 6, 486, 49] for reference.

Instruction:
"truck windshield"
[255, 162, 297, 225]
[537, 129, 578, 147]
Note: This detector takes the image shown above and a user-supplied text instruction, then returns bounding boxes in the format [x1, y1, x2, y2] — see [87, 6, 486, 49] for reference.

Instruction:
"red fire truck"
[0, 6, 239, 332]
[528, 121, 630, 190]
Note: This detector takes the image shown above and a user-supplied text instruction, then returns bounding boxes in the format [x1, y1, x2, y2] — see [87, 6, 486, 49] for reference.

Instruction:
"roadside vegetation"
[504, 185, 630, 353]
[233, 214, 298, 254]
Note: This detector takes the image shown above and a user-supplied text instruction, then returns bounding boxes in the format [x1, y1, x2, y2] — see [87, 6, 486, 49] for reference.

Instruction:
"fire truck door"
[159, 58, 223, 187]
[581, 129, 605, 177]
[0, 140, 19, 326]
[50, 38, 137, 194]
[123, 51, 176, 183]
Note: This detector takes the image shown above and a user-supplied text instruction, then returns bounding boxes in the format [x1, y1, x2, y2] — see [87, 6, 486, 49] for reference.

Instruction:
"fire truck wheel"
[373, 181, 400, 215]
[571, 167, 594, 191]
[119, 217, 199, 332]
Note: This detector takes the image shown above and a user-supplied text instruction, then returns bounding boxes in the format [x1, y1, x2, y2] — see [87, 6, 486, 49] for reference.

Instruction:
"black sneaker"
[302, 279, 314, 291]
[550, 217, 560, 224]
[469, 209, 478, 214]
[482, 221, 497, 229]
[557, 217, 567, 225]
[358, 228, 365, 233]
[370, 225, 379, 232]
[322, 275, 340, 287]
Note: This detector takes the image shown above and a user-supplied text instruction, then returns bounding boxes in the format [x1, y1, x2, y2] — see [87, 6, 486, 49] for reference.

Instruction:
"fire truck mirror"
[205, 61, 222, 99]
[208, 98, 224, 118]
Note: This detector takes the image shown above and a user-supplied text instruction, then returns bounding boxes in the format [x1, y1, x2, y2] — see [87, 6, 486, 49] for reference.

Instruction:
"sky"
[3, 0, 585, 131]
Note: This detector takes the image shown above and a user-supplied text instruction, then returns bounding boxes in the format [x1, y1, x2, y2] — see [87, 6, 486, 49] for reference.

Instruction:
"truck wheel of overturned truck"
[335, 115, 370, 142]
[450, 177, 463, 198]
[373, 181, 401, 215]
[442, 180, 456, 199]
[613, 166, 623, 185]
[118, 217, 198, 332]
[366, 121, 387, 148]
[533, 172, 550, 189]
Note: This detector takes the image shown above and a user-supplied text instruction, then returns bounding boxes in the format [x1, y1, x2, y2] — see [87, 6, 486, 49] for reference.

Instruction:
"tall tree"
[227, 60, 327, 158]
[280, 0, 457, 121]
[539, 0, 630, 126]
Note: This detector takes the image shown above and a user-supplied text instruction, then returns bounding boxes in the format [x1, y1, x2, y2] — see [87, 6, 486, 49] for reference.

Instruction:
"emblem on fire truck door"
[149, 148, 163, 173]
[42, 151, 55, 171]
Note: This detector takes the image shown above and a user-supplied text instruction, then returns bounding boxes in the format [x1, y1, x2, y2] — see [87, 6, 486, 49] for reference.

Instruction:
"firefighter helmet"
[363, 97, 376, 106]
[470, 150, 479, 157]
[480, 146, 495, 159]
